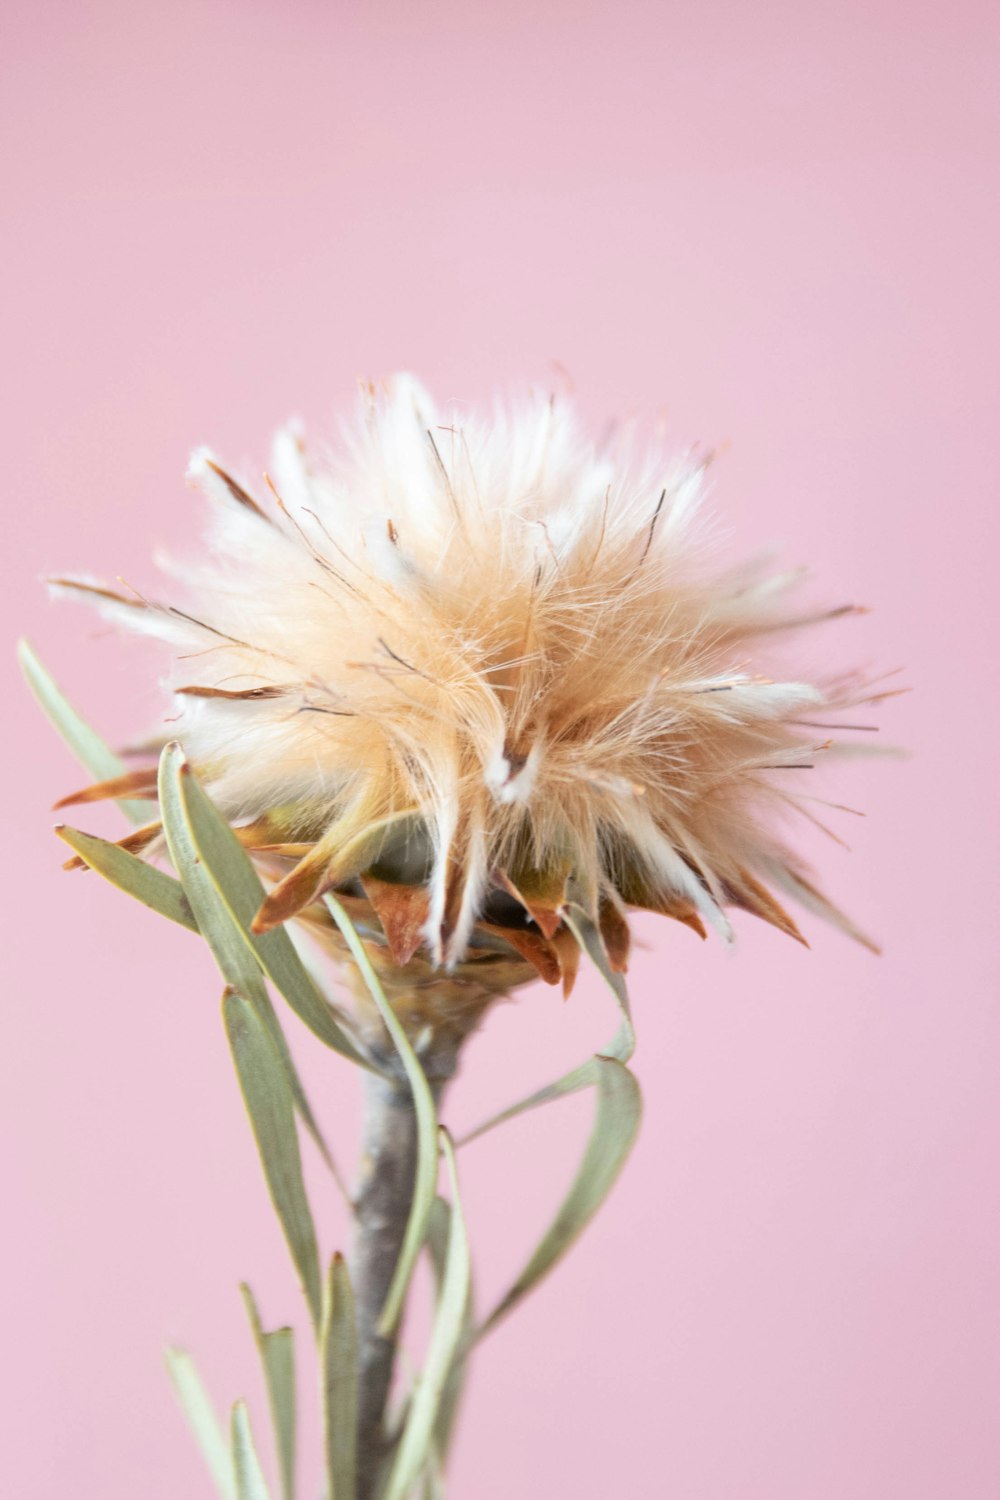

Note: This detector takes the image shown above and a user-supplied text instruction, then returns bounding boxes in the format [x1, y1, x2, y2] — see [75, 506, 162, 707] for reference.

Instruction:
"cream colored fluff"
[54, 375, 889, 963]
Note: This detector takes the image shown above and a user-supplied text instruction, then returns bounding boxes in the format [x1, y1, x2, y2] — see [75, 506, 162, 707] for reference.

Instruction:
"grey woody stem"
[351, 1049, 457, 1499]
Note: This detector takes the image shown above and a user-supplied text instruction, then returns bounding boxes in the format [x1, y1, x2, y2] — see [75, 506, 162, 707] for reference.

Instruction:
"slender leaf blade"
[18, 638, 154, 823]
[160, 744, 271, 1004]
[240, 1285, 296, 1500]
[176, 761, 369, 1068]
[479, 1056, 642, 1337]
[564, 907, 635, 1063]
[325, 895, 439, 1334]
[321, 1254, 358, 1500]
[420, 1466, 446, 1500]
[458, 907, 634, 1147]
[55, 824, 198, 932]
[159, 742, 335, 1179]
[164, 1346, 236, 1500]
[382, 1132, 471, 1500]
[224, 989, 323, 1328]
[231, 1400, 274, 1500]
[425, 1198, 474, 1466]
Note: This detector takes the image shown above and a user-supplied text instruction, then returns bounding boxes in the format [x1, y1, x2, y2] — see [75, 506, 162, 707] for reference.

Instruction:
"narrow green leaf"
[457, 907, 634, 1147]
[160, 746, 277, 1005]
[159, 742, 337, 1183]
[564, 907, 635, 1063]
[325, 896, 439, 1335]
[420, 1461, 446, 1500]
[425, 1198, 474, 1467]
[231, 1400, 274, 1500]
[240, 1285, 297, 1500]
[164, 1345, 237, 1500]
[55, 824, 199, 931]
[18, 638, 154, 824]
[224, 989, 323, 1329]
[176, 760, 370, 1069]
[478, 1056, 642, 1337]
[321, 1254, 358, 1500]
[382, 1132, 471, 1500]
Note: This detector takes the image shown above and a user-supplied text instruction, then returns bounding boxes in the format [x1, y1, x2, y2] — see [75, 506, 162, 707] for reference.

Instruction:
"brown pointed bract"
[497, 860, 570, 940]
[598, 897, 632, 973]
[551, 926, 581, 998]
[361, 876, 430, 967]
[252, 806, 423, 932]
[53, 767, 160, 810]
[476, 924, 562, 986]
[727, 867, 808, 947]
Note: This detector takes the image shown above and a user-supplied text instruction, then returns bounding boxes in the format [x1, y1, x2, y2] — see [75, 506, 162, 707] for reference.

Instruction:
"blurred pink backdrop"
[4, 1, 998, 1496]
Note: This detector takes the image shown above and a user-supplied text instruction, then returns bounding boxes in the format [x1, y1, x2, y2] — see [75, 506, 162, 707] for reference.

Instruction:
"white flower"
[55, 375, 891, 995]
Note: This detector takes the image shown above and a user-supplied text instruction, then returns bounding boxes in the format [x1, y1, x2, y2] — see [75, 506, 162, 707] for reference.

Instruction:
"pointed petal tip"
[185, 443, 214, 480]
[497, 863, 570, 941]
[361, 875, 429, 967]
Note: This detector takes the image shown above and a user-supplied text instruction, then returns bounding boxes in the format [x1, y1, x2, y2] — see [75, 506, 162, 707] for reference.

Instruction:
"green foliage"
[479, 1056, 642, 1336]
[457, 907, 634, 1147]
[231, 1401, 274, 1500]
[240, 1286, 297, 1500]
[321, 1255, 358, 1500]
[158, 742, 341, 1184]
[55, 823, 199, 931]
[224, 989, 323, 1329]
[453, 906, 643, 1340]
[170, 751, 369, 1068]
[17, 639, 155, 823]
[424, 1198, 475, 1468]
[26, 643, 646, 1498]
[165, 1346, 237, 1500]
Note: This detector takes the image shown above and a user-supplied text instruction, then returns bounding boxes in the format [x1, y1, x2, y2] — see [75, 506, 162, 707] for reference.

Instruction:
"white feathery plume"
[52, 375, 889, 984]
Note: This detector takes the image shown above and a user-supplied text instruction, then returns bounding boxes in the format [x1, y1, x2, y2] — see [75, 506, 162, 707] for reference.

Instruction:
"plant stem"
[352, 1072, 417, 1498]
[351, 1050, 455, 1500]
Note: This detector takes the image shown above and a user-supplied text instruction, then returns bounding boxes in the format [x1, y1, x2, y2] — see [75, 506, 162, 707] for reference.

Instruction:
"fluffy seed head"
[54, 375, 890, 1012]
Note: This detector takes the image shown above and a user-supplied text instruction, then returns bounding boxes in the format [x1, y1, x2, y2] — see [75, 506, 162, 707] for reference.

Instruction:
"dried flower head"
[54, 376, 888, 1037]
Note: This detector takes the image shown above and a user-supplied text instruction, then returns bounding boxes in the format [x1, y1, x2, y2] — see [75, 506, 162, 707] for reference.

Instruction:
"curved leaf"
[18, 639, 154, 824]
[240, 1285, 296, 1500]
[424, 1197, 475, 1468]
[231, 1400, 274, 1500]
[164, 1346, 236, 1500]
[224, 989, 322, 1329]
[479, 1056, 641, 1337]
[321, 1254, 357, 1500]
[457, 907, 634, 1147]
[55, 824, 198, 932]
[174, 756, 369, 1069]
[159, 743, 337, 1183]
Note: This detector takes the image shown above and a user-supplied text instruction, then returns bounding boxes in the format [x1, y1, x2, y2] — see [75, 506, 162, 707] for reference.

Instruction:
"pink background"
[4, 2, 998, 1496]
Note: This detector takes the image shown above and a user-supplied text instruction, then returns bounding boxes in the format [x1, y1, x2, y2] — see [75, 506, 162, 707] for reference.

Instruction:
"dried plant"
[23, 376, 892, 1500]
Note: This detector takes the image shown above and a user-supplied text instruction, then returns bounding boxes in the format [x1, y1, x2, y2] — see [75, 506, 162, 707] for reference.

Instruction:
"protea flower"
[53, 375, 886, 1057]
[40, 375, 895, 1499]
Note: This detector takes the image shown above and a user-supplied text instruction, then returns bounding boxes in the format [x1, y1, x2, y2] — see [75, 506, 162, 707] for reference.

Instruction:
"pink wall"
[4, 1, 998, 1496]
